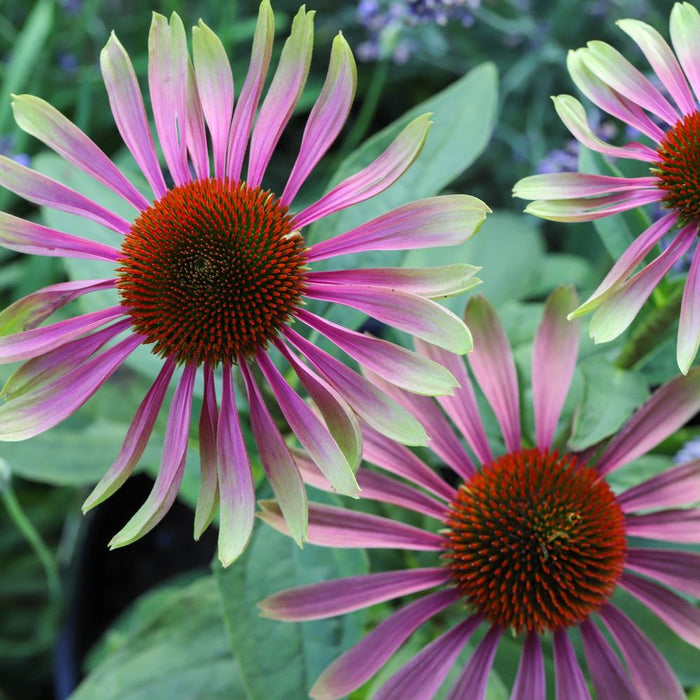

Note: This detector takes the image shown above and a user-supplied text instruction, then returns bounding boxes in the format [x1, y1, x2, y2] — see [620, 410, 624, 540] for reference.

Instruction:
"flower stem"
[615, 285, 683, 370]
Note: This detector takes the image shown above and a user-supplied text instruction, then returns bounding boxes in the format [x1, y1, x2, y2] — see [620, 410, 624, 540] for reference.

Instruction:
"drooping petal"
[109, 362, 196, 548]
[309, 589, 460, 700]
[464, 295, 521, 452]
[240, 361, 307, 548]
[446, 626, 502, 700]
[532, 286, 580, 450]
[0, 305, 123, 364]
[415, 339, 493, 465]
[293, 114, 432, 230]
[226, 0, 274, 181]
[625, 508, 700, 543]
[596, 367, 700, 476]
[12, 94, 149, 211]
[276, 339, 361, 471]
[0, 212, 120, 260]
[259, 568, 449, 621]
[281, 32, 356, 205]
[297, 309, 458, 396]
[307, 195, 489, 262]
[257, 500, 444, 551]
[511, 633, 545, 700]
[216, 363, 256, 566]
[192, 19, 234, 180]
[255, 350, 359, 497]
[0, 155, 131, 234]
[590, 223, 696, 343]
[306, 283, 472, 354]
[553, 630, 591, 700]
[620, 572, 700, 648]
[617, 459, 700, 511]
[247, 6, 314, 187]
[617, 17, 696, 116]
[0, 279, 114, 336]
[579, 618, 638, 700]
[148, 12, 189, 186]
[513, 172, 657, 200]
[625, 548, 700, 597]
[194, 363, 219, 539]
[677, 239, 700, 373]
[306, 264, 481, 300]
[599, 604, 685, 700]
[283, 327, 427, 446]
[374, 616, 482, 700]
[669, 2, 700, 103]
[82, 357, 176, 512]
[100, 31, 167, 198]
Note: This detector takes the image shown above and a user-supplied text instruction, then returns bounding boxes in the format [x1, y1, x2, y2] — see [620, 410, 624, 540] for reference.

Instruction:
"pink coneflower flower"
[0, 1, 487, 564]
[513, 3, 700, 373]
[259, 286, 700, 699]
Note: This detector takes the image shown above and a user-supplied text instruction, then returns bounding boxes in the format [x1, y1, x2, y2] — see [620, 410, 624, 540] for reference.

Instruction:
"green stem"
[615, 285, 683, 370]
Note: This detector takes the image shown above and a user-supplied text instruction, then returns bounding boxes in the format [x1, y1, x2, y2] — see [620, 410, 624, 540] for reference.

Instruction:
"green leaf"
[71, 576, 245, 700]
[568, 356, 649, 451]
[214, 513, 368, 700]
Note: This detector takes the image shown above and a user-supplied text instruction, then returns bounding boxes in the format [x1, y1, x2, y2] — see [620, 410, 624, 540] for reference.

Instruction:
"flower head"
[260, 286, 700, 699]
[0, 1, 488, 564]
[513, 2, 700, 372]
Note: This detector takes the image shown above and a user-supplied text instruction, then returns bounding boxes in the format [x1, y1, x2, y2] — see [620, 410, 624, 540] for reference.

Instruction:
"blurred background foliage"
[0, 0, 696, 698]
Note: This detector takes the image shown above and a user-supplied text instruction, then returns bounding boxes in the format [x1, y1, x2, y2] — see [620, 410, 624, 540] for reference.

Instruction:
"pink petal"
[625, 508, 700, 543]
[678, 238, 700, 373]
[293, 114, 432, 230]
[511, 633, 545, 700]
[621, 572, 700, 648]
[579, 618, 638, 700]
[0, 156, 131, 234]
[617, 459, 700, 511]
[82, 357, 176, 512]
[532, 286, 580, 449]
[306, 283, 471, 354]
[599, 603, 685, 700]
[625, 547, 700, 597]
[596, 367, 700, 476]
[109, 362, 196, 548]
[216, 363, 256, 566]
[194, 363, 219, 539]
[283, 327, 427, 446]
[247, 6, 314, 188]
[100, 32, 167, 198]
[374, 616, 482, 700]
[184, 60, 209, 181]
[296, 309, 458, 396]
[226, 0, 274, 182]
[0, 305, 123, 364]
[464, 295, 521, 452]
[553, 630, 591, 700]
[258, 500, 444, 550]
[446, 627, 501, 700]
[148, 13, 189, 186]
[192, 20, 234, 180]
[307, 195, 489, 262]
[12, 94, 149, 211]
[415, 339, 493, 465]
[281, 33, 356, 205]
[670, 2, 700, 105]
[513, 172, 657, 200]
[0, 211, 120, 260]
[259, 568, 449, 621]
[590, 223, 696, 343]
[310, 589, 460, 700]
[255, 350, 359, 497]
[240, 361, 307, 548]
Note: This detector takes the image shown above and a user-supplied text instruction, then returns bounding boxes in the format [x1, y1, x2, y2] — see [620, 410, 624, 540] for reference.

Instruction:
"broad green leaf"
[568, 356, 649, 451]
[71, 576, 245, 700]
[215, 512, 367, 700]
